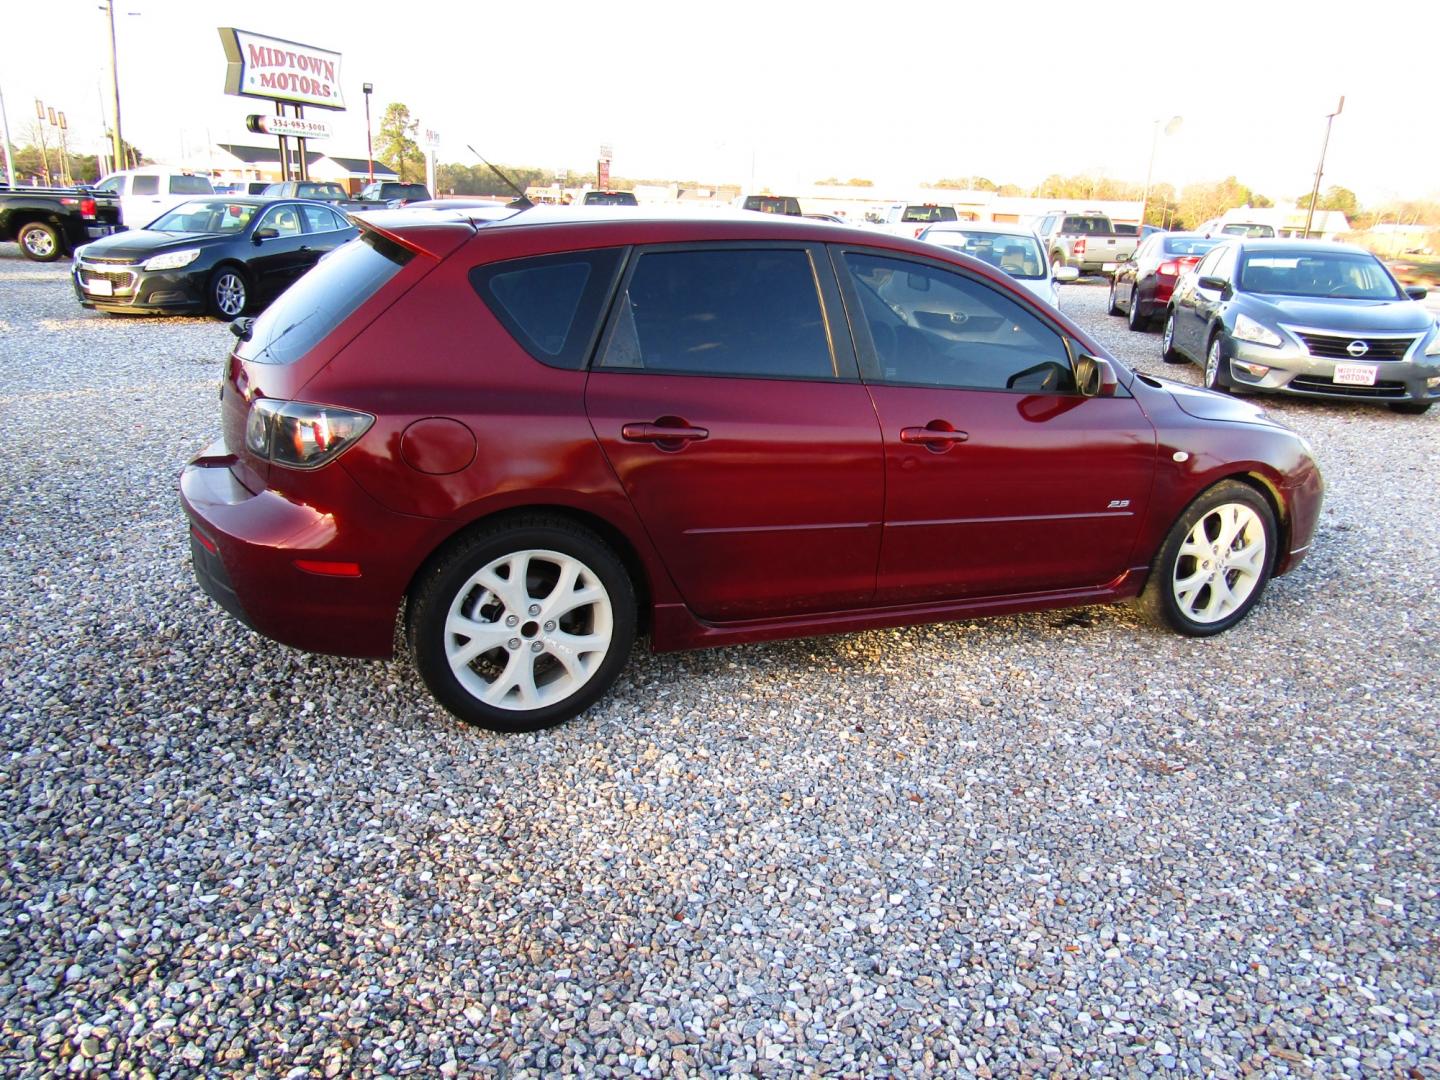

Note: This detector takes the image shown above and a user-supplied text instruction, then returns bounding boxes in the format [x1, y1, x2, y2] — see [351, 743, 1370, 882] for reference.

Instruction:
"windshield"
[1238, 252, 1403, 300]
[925, 231, 1046, 279]
[147, 201, 260, 233]
[236, 232, 413, 365]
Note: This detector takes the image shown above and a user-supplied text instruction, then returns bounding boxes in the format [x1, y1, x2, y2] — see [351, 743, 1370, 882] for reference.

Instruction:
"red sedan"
[181, 207, 1323, 731]
[1110, 232, 1225, 331]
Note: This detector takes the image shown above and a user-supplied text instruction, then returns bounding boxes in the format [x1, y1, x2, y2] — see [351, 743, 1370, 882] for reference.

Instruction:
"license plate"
[1333, 363, 1377, 386]
[1102, 262, 1118, 272]
[85, 277, 114, 296]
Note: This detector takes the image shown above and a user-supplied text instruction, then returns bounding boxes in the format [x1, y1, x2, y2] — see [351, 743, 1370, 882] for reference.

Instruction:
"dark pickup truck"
[1, 184, 124, 262]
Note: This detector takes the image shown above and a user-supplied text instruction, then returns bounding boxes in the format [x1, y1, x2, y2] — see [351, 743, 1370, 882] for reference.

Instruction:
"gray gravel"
[1, 246, 1436, 1078]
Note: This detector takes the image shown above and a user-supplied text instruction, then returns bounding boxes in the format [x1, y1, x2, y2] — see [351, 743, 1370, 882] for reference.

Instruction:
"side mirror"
[1197, 275, 1231, 296]
[1074, 354, 1118, 398]
[1053, 266, 1081, 283]
[1404, 284, 1428, 301]
[253, 227, 279, 243]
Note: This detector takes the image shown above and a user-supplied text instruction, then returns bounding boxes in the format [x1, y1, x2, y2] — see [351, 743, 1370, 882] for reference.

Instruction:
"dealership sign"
[219, 28, 345, 111]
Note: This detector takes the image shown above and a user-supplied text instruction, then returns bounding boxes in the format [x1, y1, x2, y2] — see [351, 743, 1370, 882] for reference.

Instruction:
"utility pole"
[1139, 115, 1182, 230]
[0, 77, 15, 187]
[1303, 96, 1344, 240]
[105, 0, 125, 176]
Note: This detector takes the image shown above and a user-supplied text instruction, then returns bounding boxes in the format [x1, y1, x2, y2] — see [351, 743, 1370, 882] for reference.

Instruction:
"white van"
[92, 167, 215, 229]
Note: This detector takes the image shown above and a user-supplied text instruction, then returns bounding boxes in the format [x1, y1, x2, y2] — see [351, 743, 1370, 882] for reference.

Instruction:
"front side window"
[257, 205, 303, 237]
[598, 248, 834, 380]
[844, 252, 1074, 393]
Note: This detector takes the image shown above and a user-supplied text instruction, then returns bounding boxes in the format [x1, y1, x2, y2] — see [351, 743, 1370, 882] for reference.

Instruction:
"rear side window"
[470, 250, 624, 370]
[236, 232, 413, 365]
[597, 248, 835, 380]
[170, 175, 212, 194]
[132, 175, 159, 196]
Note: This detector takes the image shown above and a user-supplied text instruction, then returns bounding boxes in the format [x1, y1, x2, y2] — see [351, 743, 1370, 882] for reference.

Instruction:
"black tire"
[1127, 287, 1149, 331]
[1388, 401, 1432, 415]
[1160, 310, 1186, 363]
[1203, 332, 1231, 393]
[18, 221, 63, 262]
[1107, 277, 1123, 316]
[208, 266, 249, 320]
[408, 515, 637, 732]
[1142, 480, 1276, 638]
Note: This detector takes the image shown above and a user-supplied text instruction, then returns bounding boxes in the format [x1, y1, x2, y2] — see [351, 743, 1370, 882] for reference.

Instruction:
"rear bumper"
[179, 439, 442, 658]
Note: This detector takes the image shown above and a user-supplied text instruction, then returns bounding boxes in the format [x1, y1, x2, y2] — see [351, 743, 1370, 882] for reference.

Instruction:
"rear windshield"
[1162, 236, 1222, 256]
[743, 196, 801, 215]
[1062, 216, 1112, 234]
[1221, 224, 1275, 237]
[236, 232, 412, 365]
[902, 205, 958, 224]
[583, 191, 638, 206]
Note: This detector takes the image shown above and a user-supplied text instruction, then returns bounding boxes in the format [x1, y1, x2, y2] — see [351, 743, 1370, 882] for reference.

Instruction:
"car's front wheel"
[1204, 334, 1231, 393]
[1145, 480, 1276, 637]
[409, 516, 637, 732]
[208, 267, 249, 320]
[1127, 287, 1148, 331]
[18, 221, 62, 262]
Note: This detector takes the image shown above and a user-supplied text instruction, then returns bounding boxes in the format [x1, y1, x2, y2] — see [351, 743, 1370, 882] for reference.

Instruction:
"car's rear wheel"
[18, 221, 62, 262]
[1127, 287, 1148, 331]
[1107, 277, 1123, 316]
[1204, 334, 1231, 393]
[1388, 401, 1432, 415]
[1145, 480, 1275, 637]
[1161, 311, 1185, 363]
[208, 267, 249, 320]
[409, 516, 636, 732]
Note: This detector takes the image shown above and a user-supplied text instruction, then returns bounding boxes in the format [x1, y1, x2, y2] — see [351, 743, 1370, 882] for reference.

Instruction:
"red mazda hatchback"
[180, 207, 1323, 731]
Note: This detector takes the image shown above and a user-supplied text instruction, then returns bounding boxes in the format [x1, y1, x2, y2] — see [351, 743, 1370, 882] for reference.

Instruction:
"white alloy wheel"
[212, 271, 247, 318]
[443, 548, 614, 711]
[1205, 336, 1226, 389]
[1170, 503, 1267, 625]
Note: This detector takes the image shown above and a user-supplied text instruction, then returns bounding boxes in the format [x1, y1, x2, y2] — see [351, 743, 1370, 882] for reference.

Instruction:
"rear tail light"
[1158, 260, 1180, 277]
[914, 227, 925, 238]
[244, 399, 374, 470]
[1178, 256, 1202, 273]
[80, 197, 96, 219]
[1074, 239, 1087, 258]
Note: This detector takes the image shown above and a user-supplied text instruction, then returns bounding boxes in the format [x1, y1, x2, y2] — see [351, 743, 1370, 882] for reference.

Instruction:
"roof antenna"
[467, 145, 533, 209]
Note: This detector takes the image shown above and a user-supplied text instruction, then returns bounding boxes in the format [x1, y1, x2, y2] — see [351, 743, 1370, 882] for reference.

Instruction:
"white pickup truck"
[1033, 211, 1140, 276]
[866, 203, 962, 239]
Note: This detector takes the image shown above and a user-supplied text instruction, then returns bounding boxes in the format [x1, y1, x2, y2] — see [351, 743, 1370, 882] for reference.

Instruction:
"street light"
[362, 82, 374, 182]
[1139, 115, 1183, 231]
[1303, 96, 1344, 240]
[100, 0, 138, 173]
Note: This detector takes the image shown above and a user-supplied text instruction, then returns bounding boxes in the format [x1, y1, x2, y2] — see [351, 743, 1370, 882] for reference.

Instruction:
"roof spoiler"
[351, 211, 475, 260]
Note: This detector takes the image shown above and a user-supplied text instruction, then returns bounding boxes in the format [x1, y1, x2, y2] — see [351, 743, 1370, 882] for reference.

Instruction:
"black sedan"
[1162, 239, 1440, 414]
[71, 197, 358, 319]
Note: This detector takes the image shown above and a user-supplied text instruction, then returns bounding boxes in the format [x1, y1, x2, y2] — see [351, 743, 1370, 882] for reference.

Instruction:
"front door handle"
[621, 420, 709, 447]
[900, 423, 969, 450]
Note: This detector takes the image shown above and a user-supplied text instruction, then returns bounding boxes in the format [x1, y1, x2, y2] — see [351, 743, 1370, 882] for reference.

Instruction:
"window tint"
[470, 249, 624, 370]
[598, 248, 834, 380]
[844, 252, 1074, 394]
[300, 204, 346, 232]
[132, 175, 159, 196]
[236, 232, 414, 366]
[170, 175, 212, 194]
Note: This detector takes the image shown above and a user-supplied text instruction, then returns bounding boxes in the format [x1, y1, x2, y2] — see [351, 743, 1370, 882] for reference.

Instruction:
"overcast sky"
[6, 0, 1439, 206]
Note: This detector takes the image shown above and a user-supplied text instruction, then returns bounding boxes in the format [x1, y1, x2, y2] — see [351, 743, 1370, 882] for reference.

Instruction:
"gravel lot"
[1, 245, 1436, 1078]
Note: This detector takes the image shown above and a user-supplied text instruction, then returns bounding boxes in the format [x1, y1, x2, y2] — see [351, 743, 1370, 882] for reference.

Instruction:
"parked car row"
[1109, 235, 1439, 414]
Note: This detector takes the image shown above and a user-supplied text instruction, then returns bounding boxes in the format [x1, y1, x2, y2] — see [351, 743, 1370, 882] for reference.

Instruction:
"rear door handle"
[900, 424, 969, 449]
[621, 422, 709, 444]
